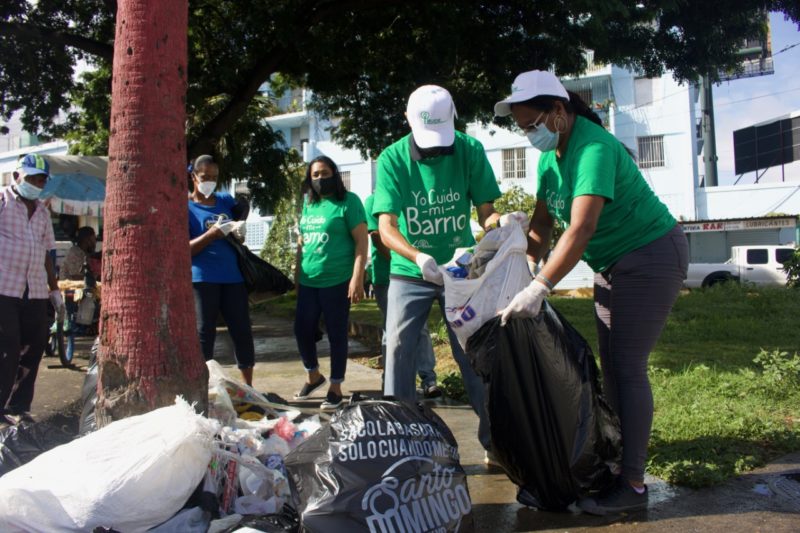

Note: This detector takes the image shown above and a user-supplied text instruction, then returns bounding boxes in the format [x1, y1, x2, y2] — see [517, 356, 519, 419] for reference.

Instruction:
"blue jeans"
[294, 281, 350, 383]
[384, 278, 491, 449]
[374, 283, 436, 387]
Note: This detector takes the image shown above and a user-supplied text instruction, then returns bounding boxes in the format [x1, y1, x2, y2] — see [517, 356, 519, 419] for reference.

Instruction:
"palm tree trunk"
[97, 0, 207, 424]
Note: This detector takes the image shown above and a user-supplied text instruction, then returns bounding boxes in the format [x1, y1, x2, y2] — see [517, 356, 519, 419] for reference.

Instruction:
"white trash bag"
[0, 397, 219, 533]
[443, 221, 532, 350]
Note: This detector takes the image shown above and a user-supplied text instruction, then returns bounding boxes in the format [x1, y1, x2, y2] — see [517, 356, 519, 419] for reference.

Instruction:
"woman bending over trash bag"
[187, 154, 255, 385]
[494, 70, 689, 515]
[293, 156, 368, 411]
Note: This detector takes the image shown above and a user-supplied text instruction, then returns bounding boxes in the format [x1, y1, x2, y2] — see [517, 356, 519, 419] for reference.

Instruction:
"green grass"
[553, 284, 800, 487]
[256, 285, 800, 487]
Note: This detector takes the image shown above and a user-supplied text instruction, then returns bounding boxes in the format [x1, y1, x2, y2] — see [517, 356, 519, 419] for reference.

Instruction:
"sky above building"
[713, 12, 800, 186]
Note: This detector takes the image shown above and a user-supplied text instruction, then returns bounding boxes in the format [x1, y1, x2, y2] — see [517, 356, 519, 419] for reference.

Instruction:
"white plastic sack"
[0, 397, 219, 533]
[443, 221, 532, 350]
[148, 507, 210, 533]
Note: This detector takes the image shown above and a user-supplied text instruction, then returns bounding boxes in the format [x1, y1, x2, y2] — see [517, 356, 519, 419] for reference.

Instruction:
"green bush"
[754, 348, 800, 386]
[492, 185, 536, 215]
[438, 371, 468, 403]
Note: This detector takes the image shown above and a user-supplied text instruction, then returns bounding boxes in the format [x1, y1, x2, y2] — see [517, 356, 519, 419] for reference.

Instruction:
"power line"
[608, 85, 800, 130]
[773, 41, 800, 56]
[714, 85, 800, 107]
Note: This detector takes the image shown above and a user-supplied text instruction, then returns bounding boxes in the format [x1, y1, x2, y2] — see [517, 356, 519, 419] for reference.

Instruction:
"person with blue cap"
[0, 154, 65, 427]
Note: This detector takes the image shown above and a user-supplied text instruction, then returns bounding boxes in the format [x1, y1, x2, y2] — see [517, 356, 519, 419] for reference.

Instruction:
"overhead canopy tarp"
[40, 155, 108, 216]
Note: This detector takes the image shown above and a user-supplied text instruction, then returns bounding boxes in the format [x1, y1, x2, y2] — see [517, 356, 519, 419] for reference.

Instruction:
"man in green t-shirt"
[371, 85, 509, 458]
[364, 194, 441, 398]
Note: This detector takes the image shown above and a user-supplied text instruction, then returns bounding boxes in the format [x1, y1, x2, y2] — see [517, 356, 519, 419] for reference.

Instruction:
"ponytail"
[565, 91, 603, 128]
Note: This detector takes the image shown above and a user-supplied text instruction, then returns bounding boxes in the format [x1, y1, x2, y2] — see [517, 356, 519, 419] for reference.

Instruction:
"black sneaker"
[423, 384, 443, 399]
[578, 478, 648, 515]
[320, 391, 344, 411]
[294, 376, 326, 400]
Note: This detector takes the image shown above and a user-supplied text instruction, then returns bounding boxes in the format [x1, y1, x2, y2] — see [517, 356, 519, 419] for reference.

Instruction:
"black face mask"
[418, 146, 446, 158]
[411, 138, 455, 160]
[311, 176, 337, 196]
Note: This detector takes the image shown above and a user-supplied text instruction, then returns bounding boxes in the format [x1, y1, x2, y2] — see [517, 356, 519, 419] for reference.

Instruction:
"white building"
[263, 59, 798, 281]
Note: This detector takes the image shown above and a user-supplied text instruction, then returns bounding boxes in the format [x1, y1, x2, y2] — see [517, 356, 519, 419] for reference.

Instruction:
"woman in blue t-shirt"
[188, 154, 254, 385]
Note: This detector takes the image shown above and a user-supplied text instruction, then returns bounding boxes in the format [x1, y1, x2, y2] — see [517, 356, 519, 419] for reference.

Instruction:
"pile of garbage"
[0, 361, 323, 532]
[0, 361, 472, 532]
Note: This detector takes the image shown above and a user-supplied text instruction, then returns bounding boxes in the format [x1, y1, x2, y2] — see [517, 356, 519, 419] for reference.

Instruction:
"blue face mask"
[16, 179, 43, 200]
[526, 123, 559, 152]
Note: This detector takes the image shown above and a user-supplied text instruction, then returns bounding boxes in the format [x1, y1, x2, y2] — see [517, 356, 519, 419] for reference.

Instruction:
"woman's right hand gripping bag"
[467, 302, 622, 511]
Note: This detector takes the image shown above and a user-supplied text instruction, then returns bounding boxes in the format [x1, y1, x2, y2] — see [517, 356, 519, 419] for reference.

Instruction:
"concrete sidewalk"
[29, 317, 800, 532]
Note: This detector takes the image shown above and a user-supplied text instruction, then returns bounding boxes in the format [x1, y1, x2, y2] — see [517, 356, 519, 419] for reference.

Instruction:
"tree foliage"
[2, 1, 798, 208]
[261, 150, 305, 278]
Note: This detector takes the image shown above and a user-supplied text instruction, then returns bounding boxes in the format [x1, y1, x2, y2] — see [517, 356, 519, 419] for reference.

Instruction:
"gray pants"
[593, 225, 689, 482]
[374, 283, 437, 387]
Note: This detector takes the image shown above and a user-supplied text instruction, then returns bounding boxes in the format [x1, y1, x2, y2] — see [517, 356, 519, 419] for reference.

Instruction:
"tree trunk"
[97, 0, 207, 424]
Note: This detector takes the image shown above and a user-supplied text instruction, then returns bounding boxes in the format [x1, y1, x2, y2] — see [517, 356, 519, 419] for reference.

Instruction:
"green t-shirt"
[364, 194, 391, 286]
[536, 115, 677, 272]
[299, 191, 366, 287]
[372, 131, 501, 278]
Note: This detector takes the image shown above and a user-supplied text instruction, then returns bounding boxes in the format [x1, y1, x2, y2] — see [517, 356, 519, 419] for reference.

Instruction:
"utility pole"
[700, 74, 719, 187]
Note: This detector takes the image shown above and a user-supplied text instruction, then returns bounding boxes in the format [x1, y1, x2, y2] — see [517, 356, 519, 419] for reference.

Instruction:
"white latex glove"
[230, 220, 247, 242]
[49, 289, 65, 321]
[212, 217, 236, 236]
[415, 253, 444, 285]
[499, 211, 529, 227]
[499, 280, 550, 326]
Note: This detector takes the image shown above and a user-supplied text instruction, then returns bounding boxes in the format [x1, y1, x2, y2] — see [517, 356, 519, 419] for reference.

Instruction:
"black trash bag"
[285, 399, 474, 532]
[0, 422, 74, 477]
[466, 302, 621, 510]
[79, 337, 100, 436]
[226, 235, 294, 295]
[221, 504, 300, 533]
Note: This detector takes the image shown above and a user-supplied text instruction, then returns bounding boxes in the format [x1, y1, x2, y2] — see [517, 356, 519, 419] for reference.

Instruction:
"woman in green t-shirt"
[293, 156, 368, 410]
[494, 70, 689, 515]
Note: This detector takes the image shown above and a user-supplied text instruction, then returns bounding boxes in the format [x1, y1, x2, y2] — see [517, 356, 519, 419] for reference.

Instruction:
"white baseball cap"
[406, 85, 457, 148]
[494, 70, 569, 117]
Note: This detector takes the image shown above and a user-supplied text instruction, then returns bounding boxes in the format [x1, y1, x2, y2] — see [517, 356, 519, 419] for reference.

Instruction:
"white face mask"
[16, 179, 43, 200]
[526, 124, 559, 152]
[197, 181, 217, 198]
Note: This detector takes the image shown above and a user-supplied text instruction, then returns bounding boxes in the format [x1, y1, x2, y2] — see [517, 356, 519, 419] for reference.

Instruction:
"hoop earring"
[554, 113, 568, 134]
